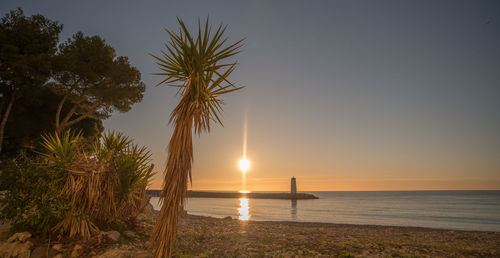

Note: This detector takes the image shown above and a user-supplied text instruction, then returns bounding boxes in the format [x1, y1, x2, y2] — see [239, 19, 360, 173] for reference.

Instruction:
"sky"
[2, 0, 499, 191]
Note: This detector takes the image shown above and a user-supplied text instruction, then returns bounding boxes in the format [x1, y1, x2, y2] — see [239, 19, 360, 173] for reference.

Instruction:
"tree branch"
[61, 105, 99, 129]
[61, 104, 78, 126]
[55, 94, 68, 130]
[0, 94, 15, 153]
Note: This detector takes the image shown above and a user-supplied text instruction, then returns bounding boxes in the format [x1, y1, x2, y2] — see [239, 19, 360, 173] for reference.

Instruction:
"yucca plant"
[95, 130, 154, 222]
[40, 130, 82, 166]
[41, 130, 114, 239]
[113, 144, 154, 222]
[41, 130, 154, 239]
[95, 130, 133, 159]
[151, 18, 243, 257]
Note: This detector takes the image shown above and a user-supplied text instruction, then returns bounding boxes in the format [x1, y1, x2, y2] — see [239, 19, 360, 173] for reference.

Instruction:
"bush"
[96, 131, 154, 223]
[0, 130, 154, 239]
[0, 153, 69, 233]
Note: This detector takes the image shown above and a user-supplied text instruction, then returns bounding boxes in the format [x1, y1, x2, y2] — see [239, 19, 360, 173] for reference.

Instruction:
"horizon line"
[146, 188, 500, 192]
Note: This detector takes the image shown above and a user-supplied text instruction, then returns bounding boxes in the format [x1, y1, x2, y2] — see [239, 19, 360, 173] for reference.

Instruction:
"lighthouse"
[291, 177, 297, 194]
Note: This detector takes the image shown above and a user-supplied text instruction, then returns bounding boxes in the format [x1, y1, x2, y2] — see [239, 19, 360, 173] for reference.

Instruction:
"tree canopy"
[0, 8, 62, 152]
[0, 8, 145, 155]
[51, 32, 145, 134]
[1, 87, 103, 158]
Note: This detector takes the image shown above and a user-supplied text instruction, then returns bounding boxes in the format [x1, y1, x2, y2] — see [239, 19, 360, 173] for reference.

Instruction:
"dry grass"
[40, 130, 154, 240]
[53, 153, 115, 239]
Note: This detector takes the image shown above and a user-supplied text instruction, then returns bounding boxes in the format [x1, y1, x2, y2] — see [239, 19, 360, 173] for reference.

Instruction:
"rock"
[137, 213, 148, 221]
[30, 246, 58, 258]
[103, 230, 121, 242]
[0, 240, 33, 258]
[7, 232, 31, 243]
[51, 244, 63, 252]
[223, 216, 232, 220]
[53, 254, 63, 258]
[143, 203, 155, 215]
[124, 230, 136, 238]
[70, 244, 83, 258]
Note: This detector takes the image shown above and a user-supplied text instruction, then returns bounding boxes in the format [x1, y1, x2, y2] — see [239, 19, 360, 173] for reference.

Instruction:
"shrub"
[0, 130, 154, 239]
[97, 131, 154, 223]
[0, 153, 69, 233]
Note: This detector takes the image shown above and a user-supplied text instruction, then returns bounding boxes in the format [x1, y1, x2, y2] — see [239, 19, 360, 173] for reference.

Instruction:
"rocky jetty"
[189, 191, 319, 199]
[147, 190, 319, 199]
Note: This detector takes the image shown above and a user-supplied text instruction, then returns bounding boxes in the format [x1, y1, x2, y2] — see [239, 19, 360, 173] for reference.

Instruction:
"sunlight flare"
[238, 158, 250, 173]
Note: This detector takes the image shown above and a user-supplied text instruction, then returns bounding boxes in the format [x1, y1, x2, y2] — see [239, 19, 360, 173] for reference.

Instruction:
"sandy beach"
[2, 206, 499, 257]
[86, 209, 500, 257]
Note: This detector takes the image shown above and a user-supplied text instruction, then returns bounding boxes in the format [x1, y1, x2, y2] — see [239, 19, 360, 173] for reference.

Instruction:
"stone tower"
[291, 177, 297, 194]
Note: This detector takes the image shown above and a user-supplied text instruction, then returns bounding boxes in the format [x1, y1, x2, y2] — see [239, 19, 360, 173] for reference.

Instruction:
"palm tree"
[151, 18, 243, 257]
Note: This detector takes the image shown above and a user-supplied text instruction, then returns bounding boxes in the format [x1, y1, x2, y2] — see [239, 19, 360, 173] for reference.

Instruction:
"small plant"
[194, 234, 205, 242]
[339, 251, 355, 258]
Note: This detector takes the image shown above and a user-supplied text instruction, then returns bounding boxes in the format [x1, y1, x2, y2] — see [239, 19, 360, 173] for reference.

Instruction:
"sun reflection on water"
[238, 198, 250, 220]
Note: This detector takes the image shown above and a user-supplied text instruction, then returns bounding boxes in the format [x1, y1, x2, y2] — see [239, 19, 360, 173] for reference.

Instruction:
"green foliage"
[0, 130, 154, 237]
[151, 17, 243, 258]
[0, 8, 140, 156]
[152, 17, 244, 127]
[0, 8, 63, 153]
[40, 130, 82, 166]
[97, 131, 153, 206]
[51, 32, 146, 133]
[0, 8, 62, 93]
[194, 234, 205, 242]
[114, 144, 153, 203]
[1, 87, 103, 158]
[95, 131, 132, 159]
[339, 251, 356, 258]
[0, 153, 68, 233]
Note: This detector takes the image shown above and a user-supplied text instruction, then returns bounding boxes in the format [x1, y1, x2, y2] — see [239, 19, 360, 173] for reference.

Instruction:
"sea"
[150, 190, 500, 232]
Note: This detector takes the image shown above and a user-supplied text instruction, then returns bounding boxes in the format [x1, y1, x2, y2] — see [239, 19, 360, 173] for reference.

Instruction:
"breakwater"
[146, 190, 318, 199]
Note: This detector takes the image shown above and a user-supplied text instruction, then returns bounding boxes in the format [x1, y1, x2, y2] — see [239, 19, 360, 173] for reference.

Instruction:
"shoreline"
[2, 207, 498, 257]
[186, 213, 500, 233]
[171, 213, 500, 257]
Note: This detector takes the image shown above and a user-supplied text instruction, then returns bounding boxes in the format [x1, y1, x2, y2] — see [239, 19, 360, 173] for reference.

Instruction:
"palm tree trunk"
[0, 94, 15, 153]
[152, 112, 193, 258]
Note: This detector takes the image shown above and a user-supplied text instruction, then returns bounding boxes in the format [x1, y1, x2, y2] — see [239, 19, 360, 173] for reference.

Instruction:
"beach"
[92, 209, 500, 257]
[2, 206, 499, 257]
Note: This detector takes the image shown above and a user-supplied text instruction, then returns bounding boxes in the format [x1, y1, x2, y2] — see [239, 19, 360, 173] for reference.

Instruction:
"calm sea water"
[150, 191, 500, 232]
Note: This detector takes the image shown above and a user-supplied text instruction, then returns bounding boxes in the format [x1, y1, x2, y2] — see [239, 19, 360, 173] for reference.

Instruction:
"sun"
[238, 158, 250, 173]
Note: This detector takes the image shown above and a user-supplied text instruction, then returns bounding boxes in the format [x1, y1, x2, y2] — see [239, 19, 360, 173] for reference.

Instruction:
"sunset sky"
[2, 0, 499, 191]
